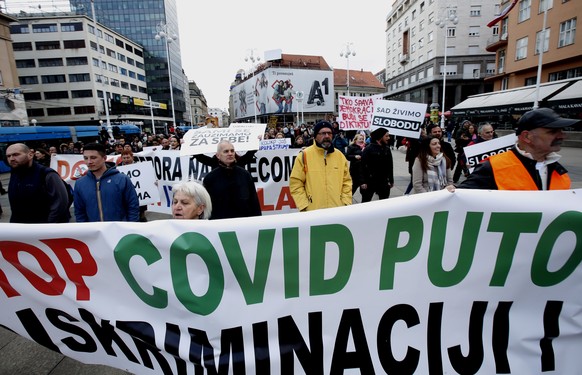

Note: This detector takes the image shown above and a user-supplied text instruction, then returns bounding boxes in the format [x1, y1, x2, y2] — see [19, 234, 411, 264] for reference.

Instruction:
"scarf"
[426, 153, 448, 191]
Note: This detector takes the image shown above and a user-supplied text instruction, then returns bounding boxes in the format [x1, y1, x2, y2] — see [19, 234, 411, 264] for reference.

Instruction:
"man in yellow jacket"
[290, 121, 352, 211]
[459, 108, 581, 190]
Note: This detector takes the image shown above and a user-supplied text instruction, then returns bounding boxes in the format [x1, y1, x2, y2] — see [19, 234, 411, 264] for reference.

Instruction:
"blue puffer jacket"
[73, 166, 139, 222]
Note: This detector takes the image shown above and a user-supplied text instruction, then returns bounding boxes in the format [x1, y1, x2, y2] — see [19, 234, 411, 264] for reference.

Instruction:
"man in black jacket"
[6, 143, 70, 223]
[361, 128, 394, 202]
[203, 140, 262, 219]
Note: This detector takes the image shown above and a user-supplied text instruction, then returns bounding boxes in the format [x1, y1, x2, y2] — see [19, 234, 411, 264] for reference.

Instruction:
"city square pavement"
[0, 145, 581, 374]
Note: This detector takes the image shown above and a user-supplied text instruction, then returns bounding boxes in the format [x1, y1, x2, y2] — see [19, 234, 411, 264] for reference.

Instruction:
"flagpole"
[533, 4, 548, 110]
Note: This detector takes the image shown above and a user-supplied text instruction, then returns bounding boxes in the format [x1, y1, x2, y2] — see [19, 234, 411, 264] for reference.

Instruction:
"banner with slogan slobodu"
[1, 189, 581, 374]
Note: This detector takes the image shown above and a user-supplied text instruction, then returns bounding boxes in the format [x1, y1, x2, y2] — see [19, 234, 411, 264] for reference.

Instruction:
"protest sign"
[464, 134, 517, 172]
[117, 162, 160, 205]
[371, 99, 427, 138]
[180, 123, 265, 156]
[259, 138, 291, 150]
[337, 95, 375, 130]
[1, 189, 581, 374]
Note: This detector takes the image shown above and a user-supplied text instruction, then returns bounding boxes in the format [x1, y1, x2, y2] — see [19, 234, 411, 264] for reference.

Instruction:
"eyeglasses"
[318, 131, 333, 136]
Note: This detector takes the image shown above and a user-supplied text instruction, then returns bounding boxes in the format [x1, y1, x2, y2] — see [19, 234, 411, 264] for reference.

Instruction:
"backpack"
[40, 166, 74, 207]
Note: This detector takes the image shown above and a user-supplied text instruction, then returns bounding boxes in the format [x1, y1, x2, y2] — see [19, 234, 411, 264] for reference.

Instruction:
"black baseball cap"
[516, 108, 581, 135]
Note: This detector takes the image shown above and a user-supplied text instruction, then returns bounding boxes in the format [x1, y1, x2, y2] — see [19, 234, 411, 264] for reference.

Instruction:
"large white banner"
[52, 148, 300, 215]
[1, 189, 581, 374]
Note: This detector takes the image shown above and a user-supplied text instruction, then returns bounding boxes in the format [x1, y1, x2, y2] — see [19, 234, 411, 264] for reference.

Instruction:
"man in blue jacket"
[74, 142, 139, 222]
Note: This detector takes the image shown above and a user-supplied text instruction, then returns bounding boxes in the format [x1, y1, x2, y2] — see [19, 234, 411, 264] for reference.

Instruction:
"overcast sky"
[176, 0, 392, 110]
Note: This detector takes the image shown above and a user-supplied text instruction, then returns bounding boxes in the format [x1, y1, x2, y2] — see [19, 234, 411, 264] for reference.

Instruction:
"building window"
[106, 48, 116, 58]
[518, 0, 531, 22]
[117, 53, 126, 63]
[23, 92, 42, 100]
[501, 77, 509, 90]
[447, 27, 456, 37]
[535, 29, 550, 54]
[64, 40, 86, 49]
[44, 91, 69, 99]
[71, 90, 93, 98]
[127, 58, 135, 66]
[61, 22, 83, 32]
[38, 58, 64, 67]
[69, 73, 91, 82]
[27, 108, 45, 117]
[10, 24, 30, 34]
[524, 77, 537, 86]
[115, 38, 124, 48]
[515, 37, 528, 60]
[498, 49, 506, 73]
[470, 5, 481, 16]
[428, 31, 433, 42]
[46, 107, 72, 116]
[539, 0, 553, 12]
[13, 42, 33, 51]
[42, 75, 66, 84]
[419, 20, 425, 31]
[32, 23, 58, 33]
[35, 41, 60, 50]
[469, 26, 480, 36]
[105, 33, 115, 43]
[74, 106, 95, 114]
[67, 57, 88, 66]
[19, 76, 39, 85]
[548, 67, 582, 81]
[16, 59, 35, 68]
[428, 12, 434, 24]
[558, 18, 576, 47]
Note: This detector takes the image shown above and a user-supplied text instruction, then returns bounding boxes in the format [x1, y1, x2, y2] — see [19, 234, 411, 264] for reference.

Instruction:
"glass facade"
[72, 0, 186, 125]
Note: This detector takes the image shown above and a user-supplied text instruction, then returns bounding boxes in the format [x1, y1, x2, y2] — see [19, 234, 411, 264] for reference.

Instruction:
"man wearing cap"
[290, 121, 352, 211]
[360, 127, 394, 202]
[458, 108, 581, 190]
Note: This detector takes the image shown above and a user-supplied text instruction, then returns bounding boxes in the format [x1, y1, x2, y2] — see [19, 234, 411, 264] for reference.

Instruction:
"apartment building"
[11, 14, 150, 126]
[383, 0, 498, 113]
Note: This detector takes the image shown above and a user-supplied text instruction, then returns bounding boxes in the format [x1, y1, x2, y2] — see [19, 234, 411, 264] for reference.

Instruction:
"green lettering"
[310, 224, 354, 296]
[532, 211, 582, 286]
[219, 230, 275, 305]
[114, 234, 168, 308]
[379, 216, 423, 290]
[283, 227, 300, 299]
[171, 232, 223, 316]
[488, 212, 542, 286]
[428, 212, 483, 287]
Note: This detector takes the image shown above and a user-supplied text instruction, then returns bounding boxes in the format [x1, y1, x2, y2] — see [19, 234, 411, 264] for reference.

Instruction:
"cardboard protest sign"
[371, 99, 427, 138]
[117, 162, 160, 205]
[337, 95, 376, 130]
[180, 123, 266, 156]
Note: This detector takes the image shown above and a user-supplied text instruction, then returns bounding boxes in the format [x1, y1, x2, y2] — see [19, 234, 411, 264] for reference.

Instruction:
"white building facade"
[11, 14, 149, 126]
[384, 0, 498, 113]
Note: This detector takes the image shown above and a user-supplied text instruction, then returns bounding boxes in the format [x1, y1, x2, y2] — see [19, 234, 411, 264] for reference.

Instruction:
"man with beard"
[458, 108, 581, 190]
[6, 143, 70, 223]
[360, 128, 394, 202]
[290, 121, 352, 211]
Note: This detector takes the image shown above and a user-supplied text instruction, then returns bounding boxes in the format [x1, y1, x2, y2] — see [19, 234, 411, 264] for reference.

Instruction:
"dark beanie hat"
[313, 121, 333, 135]
[371, 127, 388, 141]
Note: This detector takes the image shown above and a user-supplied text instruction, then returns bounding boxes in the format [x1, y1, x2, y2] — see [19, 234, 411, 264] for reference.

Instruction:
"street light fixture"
[155, 21, 178, 133]
[31, 119, 37, 127]
[340, 43, 356, 96]
[435, 8, 458, 129]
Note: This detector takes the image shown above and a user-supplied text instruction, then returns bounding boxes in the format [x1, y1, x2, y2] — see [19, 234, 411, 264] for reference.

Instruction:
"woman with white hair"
[171, 181, 212, 220]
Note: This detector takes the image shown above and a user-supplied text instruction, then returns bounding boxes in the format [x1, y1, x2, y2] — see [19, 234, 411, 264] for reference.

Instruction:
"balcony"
[399, 54, 410, 64]
[486, 33, 508, 52]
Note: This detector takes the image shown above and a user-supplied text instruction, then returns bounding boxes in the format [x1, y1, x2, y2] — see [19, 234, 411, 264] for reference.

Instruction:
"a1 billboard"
[231, 67, 334, 120]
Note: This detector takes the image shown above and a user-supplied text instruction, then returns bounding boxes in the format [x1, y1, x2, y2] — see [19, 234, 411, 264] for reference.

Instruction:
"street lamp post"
[155, 21, 177, 133]
[435, 9, 458, 129]
[245, 49, 261, 123]
[340, 43, 356, 96]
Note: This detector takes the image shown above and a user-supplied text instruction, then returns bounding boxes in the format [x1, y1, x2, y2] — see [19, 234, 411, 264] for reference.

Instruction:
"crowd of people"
[1, 107, 580, 223]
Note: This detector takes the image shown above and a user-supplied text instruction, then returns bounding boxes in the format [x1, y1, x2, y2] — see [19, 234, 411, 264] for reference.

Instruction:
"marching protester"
[289, 121, 352, 211]
[453, 120, 476, 183]
[458, 108, 581, 190]
[171, 181, 212, 220]
[6, 143, 70, 223]
[360, 128, 394, 202]
[466, 123, 495, 147]
[118, 149, 148, 222]
[412, 136, 455, 194]
[74, 142, 140, 222]
[203, 140, 262, 220]
[345, 133, 366, 195]
[426, 123, 456, 168]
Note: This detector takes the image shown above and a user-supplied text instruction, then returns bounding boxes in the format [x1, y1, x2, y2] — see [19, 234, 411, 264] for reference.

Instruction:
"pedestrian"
[34, 148, 51, 167]
[171, 181, 212, 220]
[6, 143, 70, 223]
[467, 123, 495, 147]
[203, 140, 262, 220]
[345, 133, 366, 195]
[458, 108, 581, 190]
[426, 123, 456, 168]
[74, 142, 140, 222]
[332, 131, 349, 155]
[290, 121, 352, 211]
[412, 136, 454, 194]
[118, 149, 148, 222]
[360, 128, 394, 202]
[452, 120, 476, 183]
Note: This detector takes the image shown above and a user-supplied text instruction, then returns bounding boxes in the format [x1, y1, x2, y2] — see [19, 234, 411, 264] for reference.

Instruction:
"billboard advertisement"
[232, 67, 334, 120]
